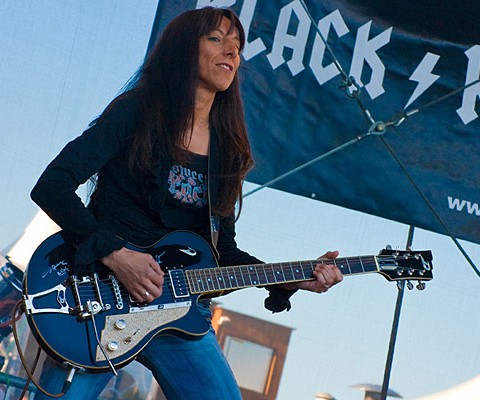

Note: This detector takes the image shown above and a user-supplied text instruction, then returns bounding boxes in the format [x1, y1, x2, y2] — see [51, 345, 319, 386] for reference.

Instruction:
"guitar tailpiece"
[74, 300, 103, 320]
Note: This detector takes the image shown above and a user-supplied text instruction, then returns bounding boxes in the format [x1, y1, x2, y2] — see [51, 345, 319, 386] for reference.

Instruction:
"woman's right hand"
[101, 247, 164, 303]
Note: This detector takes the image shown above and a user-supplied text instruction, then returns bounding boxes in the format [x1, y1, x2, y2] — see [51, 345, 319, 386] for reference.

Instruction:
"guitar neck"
[186, 255, 379, 294]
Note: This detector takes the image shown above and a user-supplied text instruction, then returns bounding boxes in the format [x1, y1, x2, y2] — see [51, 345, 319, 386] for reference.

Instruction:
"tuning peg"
[416, 281, 426, 291]
[406, 280, 414, 290]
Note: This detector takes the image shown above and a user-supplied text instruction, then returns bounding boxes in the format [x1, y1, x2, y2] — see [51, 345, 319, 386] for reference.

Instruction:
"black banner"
[149, 0, 480, 244]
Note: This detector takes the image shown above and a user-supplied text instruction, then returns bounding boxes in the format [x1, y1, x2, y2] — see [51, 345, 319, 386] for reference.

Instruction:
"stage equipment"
[0, 261, 23, 339]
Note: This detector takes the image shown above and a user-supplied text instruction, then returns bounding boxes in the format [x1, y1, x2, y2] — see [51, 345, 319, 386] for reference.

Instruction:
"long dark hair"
[102, 7, 252, 218]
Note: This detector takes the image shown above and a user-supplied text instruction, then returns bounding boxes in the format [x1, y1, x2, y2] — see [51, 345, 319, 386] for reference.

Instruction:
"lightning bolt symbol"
[405, 52, 441, 109]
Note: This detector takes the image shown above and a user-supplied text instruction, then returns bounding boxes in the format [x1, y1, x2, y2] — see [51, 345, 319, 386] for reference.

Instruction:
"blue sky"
[1, 2, 479, 399]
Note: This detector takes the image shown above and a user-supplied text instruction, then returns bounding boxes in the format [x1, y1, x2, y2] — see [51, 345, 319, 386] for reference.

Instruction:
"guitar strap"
[210, 215, 220, 248]
[208, 129, 220, 251]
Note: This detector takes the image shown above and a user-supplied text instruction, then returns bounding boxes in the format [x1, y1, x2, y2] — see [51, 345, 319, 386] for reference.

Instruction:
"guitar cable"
[10, 299, 77, 398]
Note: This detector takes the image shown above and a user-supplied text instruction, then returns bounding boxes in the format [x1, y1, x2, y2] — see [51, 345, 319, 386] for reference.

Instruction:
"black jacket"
[31, 94, 294, 312]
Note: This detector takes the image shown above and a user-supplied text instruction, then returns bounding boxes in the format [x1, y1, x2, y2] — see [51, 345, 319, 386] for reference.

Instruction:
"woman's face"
[197, 16, 241, 96]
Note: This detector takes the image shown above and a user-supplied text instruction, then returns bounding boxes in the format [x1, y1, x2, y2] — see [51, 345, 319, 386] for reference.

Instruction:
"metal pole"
[0, 371, 37, 393]
[380, 225, 415, 400]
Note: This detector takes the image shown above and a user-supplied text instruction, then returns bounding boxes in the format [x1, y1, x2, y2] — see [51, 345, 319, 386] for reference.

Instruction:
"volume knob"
[107, 341, 119, 352]
[114, 319, 127, 330]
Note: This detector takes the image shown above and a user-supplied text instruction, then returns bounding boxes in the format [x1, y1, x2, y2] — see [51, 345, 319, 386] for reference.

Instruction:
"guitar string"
[76, 275, 178, 302]
[75, 253, 400, 299]
[75, 254, 423, 300]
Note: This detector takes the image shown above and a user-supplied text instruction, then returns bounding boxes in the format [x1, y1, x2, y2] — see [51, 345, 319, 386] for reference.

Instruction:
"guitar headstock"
[376, 249, 433, 283]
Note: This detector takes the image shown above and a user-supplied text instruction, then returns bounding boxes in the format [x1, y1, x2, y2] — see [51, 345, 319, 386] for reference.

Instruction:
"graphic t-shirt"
[164, 151, 209, 232]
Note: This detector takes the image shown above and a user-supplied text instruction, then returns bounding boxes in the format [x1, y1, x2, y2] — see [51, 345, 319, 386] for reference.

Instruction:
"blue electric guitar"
[23, 230, 433, 374]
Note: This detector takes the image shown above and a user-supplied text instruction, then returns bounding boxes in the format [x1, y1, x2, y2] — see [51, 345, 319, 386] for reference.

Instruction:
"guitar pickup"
[169, 270, 190, 299]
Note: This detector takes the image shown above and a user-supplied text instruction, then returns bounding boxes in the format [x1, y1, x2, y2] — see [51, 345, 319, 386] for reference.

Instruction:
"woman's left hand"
[280, 251, 343, 293]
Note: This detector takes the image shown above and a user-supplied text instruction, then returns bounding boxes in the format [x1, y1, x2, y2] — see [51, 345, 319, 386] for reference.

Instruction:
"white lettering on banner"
[196, 0, 236, 8]
[349, 21, 392, 99]
[456, 45, 480, 124]
[196, 0, 479, 125]
[405, 52, 441, 108]
[266, 0, 311, 76]
[448, 196, 480, 216]
[239, 0, 266, 60]
[310, 10, 349, 85]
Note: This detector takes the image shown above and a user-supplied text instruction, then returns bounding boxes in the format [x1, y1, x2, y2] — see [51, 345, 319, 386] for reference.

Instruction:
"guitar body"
[23, 230, 216, 373]
[23, 229, 433, 374]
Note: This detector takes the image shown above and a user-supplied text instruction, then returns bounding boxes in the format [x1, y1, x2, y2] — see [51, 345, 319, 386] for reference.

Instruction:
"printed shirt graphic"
[167, 163, 208, 208]
[163, 152, 209, 232]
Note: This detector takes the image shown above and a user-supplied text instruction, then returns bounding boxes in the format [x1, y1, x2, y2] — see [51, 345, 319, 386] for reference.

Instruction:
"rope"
[243, 0, 479, 275]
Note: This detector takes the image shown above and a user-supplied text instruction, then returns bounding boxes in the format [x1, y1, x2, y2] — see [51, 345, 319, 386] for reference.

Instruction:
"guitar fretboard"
[186, 256, 379, 294]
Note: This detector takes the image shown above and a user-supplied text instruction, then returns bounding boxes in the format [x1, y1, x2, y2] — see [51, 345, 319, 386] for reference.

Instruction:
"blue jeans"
[34, 304, 241, 400]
